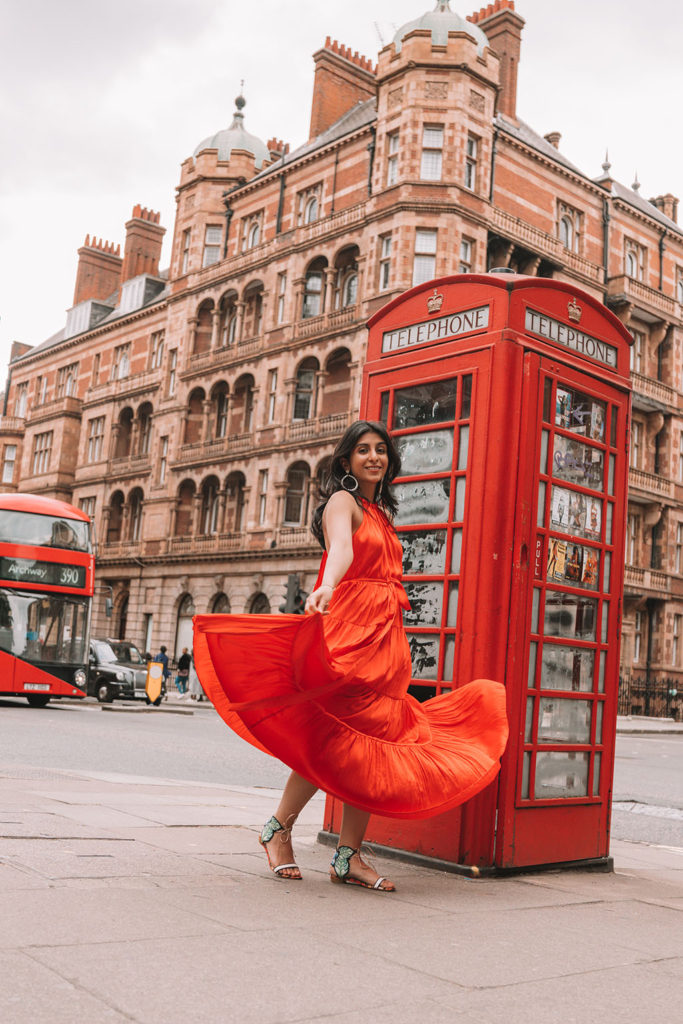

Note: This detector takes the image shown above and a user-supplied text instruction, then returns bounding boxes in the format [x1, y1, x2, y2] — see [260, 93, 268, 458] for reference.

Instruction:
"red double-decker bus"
[0, 494, 94, 707]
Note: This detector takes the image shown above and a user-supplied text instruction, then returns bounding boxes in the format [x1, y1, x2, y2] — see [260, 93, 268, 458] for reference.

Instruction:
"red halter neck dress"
[193, 498, 508, 819]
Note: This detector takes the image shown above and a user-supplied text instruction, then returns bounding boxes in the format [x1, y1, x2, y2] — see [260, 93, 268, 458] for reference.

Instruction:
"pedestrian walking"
[175, 647, 191, 694]
[153, 645, 170, 696]
[194, 421, 508, 891]
[188, 654, 205, 701]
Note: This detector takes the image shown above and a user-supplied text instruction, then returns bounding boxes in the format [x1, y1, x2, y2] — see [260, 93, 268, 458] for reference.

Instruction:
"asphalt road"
[1, 697, 681, 848]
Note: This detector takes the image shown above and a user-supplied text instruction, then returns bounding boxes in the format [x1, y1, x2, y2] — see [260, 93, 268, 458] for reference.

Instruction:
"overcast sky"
[1, 0, 681, 385]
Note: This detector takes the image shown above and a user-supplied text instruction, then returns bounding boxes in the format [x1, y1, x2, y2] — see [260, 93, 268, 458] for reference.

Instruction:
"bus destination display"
[0, 557, 86, 589]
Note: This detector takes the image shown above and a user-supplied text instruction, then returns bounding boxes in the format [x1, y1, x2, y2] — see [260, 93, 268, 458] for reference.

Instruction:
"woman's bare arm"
[305, 491, 360, 613]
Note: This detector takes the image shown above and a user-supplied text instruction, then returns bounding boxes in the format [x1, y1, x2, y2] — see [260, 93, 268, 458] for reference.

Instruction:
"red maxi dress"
[193, 498, 508, 819]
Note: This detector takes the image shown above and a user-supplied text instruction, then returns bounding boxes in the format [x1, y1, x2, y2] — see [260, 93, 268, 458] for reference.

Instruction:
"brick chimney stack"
[468, 0, 525, 120]
[309, 37, 376, 140]
[121, 205, 165, 283]
[650, 194, 679, 224]
[72, 235, 122, 306]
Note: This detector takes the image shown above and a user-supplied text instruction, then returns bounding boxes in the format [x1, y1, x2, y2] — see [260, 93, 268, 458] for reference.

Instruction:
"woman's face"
[345, 431, 390, 493]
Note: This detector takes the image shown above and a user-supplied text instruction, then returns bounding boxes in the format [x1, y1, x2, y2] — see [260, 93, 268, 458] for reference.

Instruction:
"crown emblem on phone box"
[567, 297, 582, 323]
[427, 289, 444, 313]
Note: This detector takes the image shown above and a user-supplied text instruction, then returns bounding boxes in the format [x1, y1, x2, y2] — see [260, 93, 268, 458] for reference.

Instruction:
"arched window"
[175, 480, 195, 536]
[114, 408, 133, 459]
[342, 272, 358, 308]
[175, 593, 195, 660]
[293, 359, 318, 420]
[233, 376, 255, 433]
[334, 245, 359, 310]
[193, 301, 213, 354]
[304, 196, 318, 224]
[250, 592, 271, 614]
[303, 260, 325, 319]
[129, 488, 144, 542]
[183, 389, 205, 445]
[211, 593, 231, 614]
[320, 348, 351, 417]
[677, 277, 683, 304]
[248, 221, 260, 248]
[225, 314, 237, 345]
[219, 292, 238, 347]
[212, 385, 229, 439]
[625, 249, 638, 279]
[226, 472, 246, 532]
[117, 593, 129, 640]
[107, 491, 124, 543]
[559, 216, 573, 250]
[138, 403, 153, 456]
[284, 462, 310, 525]
[200, 477, 219, 535]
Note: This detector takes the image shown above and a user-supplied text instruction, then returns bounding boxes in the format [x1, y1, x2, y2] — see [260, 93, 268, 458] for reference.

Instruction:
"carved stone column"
[323, 268, 336, 313]
[235, 301, 245, 343]
[210, 308, 222, 349]
[294, 277, 306, 320]
[202, 399, 213, 443]
[217, 489, 227, 533]
[187, 317, 199, 356]
[109, 423, 121, 461]
[192, 493, 203, 536]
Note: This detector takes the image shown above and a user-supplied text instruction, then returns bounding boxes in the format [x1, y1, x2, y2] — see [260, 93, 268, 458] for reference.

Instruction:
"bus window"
[0, 589, 88, 664]
[0, 511, 90, 552]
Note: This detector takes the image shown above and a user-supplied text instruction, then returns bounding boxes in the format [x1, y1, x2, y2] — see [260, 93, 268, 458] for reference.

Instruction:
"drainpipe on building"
[366, 126, 376, 197]
[222, 196, 234, 259]
[276, 173, 286, 234]
[602, 197, 611, 303]
[658, 231, 666, 291]
[489, 127, 498, 203]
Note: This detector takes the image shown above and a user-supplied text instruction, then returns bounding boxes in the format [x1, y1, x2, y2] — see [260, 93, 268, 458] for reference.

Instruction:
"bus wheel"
[26, 695, 50, 708]
[96, 683, 115, 703]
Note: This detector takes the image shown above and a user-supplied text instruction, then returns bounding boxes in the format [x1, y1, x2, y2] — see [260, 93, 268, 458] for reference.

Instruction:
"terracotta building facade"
[2, 1, 682, 693]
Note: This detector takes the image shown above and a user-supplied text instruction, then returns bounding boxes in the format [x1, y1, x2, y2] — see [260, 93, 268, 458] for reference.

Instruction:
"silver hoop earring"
[341, 473, 359, 492]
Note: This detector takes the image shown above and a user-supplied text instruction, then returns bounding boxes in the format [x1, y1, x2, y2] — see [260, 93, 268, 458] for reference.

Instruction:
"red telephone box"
[321, 272, 632, 873]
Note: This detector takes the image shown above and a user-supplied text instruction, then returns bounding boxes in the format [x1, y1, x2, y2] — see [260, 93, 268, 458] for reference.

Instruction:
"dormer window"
[241, 213, 263, 251]
[298, 185, 322, 226]
[304, 196, 318, 224]
[624, 239, 646, 282]
[557, 202, 582, 254]
[248, 220, 260, 247]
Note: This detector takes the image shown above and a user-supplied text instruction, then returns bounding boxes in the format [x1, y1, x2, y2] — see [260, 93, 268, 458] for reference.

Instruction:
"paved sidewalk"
[1, 765, 681, 1024]
[615, 714, 683, 734]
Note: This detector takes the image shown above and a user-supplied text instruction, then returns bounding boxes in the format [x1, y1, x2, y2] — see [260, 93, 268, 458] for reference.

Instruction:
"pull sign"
[534, 535, 543, 580]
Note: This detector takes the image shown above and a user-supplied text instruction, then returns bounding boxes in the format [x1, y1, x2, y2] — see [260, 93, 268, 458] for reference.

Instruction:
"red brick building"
[2, 1, 682, 697]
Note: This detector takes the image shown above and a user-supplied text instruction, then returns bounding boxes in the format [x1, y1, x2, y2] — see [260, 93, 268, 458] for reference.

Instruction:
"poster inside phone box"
[320, 273, 633, 873]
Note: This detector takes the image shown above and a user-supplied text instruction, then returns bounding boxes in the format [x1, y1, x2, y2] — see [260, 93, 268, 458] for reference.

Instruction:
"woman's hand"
[305, 584, 334, 614]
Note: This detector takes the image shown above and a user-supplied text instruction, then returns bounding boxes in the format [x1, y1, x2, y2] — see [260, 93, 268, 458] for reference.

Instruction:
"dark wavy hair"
[311, 420, 401, 547]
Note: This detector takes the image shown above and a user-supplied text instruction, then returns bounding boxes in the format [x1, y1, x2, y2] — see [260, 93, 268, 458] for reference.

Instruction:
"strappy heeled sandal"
[259, 815, 302, 880]
[330, 845, 395, 891]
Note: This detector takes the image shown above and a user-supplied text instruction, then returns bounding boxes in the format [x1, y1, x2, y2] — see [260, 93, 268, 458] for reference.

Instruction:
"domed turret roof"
[393, 1, 488, 55]
[193, 95, 270, 169]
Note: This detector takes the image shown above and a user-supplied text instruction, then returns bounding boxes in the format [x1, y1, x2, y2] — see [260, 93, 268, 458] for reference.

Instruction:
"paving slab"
[436, 958, 683, 1024]
[0, 950, 130, 1024]
[30, 931, 465, 1024]
[1, 764, 681, 1024]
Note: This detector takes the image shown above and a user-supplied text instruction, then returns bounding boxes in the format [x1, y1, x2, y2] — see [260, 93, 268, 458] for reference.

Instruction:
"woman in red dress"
[193, 421, 508, 891]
